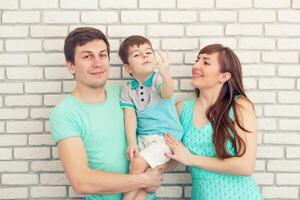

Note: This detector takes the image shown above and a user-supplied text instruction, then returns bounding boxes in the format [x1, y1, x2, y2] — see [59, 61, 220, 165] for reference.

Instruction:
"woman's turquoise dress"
[181, 98, 263, 200]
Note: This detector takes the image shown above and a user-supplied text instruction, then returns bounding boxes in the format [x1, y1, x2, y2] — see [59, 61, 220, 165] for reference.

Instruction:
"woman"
[165, 44, 263, 199]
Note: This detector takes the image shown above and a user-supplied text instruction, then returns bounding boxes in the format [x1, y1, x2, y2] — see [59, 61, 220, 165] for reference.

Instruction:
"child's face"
[125, 43, 156, 78]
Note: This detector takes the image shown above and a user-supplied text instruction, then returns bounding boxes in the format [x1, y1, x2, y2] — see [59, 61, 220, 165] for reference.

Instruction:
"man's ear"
[219, 72, 231, 83]
[66, 61, 75, 75]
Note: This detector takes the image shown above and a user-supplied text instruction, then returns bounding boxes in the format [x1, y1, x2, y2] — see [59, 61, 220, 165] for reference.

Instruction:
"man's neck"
[72, 85, 106, 104]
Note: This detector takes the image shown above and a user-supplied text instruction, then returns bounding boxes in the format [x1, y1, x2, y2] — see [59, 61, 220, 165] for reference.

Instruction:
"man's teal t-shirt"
[50, 84, 155, 200]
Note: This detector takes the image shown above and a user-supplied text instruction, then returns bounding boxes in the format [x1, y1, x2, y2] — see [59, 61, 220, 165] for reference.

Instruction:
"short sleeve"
[120, 82, 136, 110]
[50, 107, 81, 144]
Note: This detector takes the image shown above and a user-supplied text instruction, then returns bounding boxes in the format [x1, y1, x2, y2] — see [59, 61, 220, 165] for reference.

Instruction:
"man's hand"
[143, 165, 164, 193]
[127, 144, 139, 161]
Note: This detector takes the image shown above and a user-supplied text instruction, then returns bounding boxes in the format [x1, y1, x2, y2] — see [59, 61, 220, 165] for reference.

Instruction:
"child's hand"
[156, 50, 170, 76]
[127, 144, 139, 161]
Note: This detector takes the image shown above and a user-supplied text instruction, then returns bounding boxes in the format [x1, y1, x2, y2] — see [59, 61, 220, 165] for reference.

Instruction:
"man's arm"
[57, 137, 163, 195]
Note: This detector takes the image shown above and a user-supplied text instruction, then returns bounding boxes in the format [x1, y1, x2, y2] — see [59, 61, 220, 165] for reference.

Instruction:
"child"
[119, 35, 183, 200]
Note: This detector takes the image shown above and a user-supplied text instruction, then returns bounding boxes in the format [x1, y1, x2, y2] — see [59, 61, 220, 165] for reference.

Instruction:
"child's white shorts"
[137, 134, 171, 168]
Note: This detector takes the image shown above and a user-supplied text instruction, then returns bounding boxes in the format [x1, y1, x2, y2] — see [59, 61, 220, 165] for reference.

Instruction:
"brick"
[161, 11, 197, 23]
[31, 186, 66, 198]
[239, 38, 275, 50]
[31, 26, 68, 37]
[0, 161, 28, 172]
[279, 119, 300, 131]
[0, 68, 4, 80]
[100, 0, 137, 8]
[60, 0, 97, 9]
[0, 108, 28, 119]
[184, 186, 192, 198]
[239, 10, 276, 22]
[264, 133, 300, 145]
[257, 146, 284, 158]
[287, 147, 300, 158]
[279, 65, 300, 77]
[180, 79, 193, 90]
[163, 173, 191, 184]
[44, 94, 67, 106]
[7, 121, 43, 133]
[200, 38, 237, 49]
[243, 78, 257, 89]
[169, 52, 183, 64]
[162, 39, 198, 50]
[0, 83, 23, 94]
[247, 92, 276, 103]
[81, 11, 118, 24]
[2, 11, 40, 23]
[63, 81, 76, 92]
[262, 186, 298, 199]
[243, 64, 275, 76]
[6, 67, 43, 80]
[0, 135, 27, 146]
[265, 105, 300, 117]
[2, 174, 38, 185]
[226, 24, 263, 35]
[0, 54, 28, 65]
[257, 118, 277, 131]
[184, 52, 198, 64]
[14, 147, 50, 159]
[262, 52, 299, 63]
[45, 67, 73, 79]
[0, 188, 28, 199]
[268, 160, 300, 172]
[108, 25, 144, 37]
[108, 39, 120, 51]
[30, 53, 65, 65]
[200, 11, 237, 22]
[140, 0, 175, 8]
[6, 39, 41, 51]
[0, 148, 12, 160]
[216, 0, 252, 8]
[255, 160, 266, 171]
[157, 186, 182, 198]
[278, 10, 300, 22]
[69, 25, 106, 34]
[43, 39, 64, 51]
[5, 95, 42, 106]
[43, 11, 79, 24]
[31, 161, 64, 172]
[235, 51, 260, 64]
[170, 65, 192, 78]
[178, 0, 213, 8]
[186, 25, 223, 36]
[253, 173, 274, 185]
[278, 91, 300, 103]
[29, 134, 52, 145]
[0, 40, 3, 52]
[25, 81, 61, 93]
[40, 173, 69, 185]
[266, 24, 300, 36]
[68, 187, 85, 197]
[52, 147, 59, 158]
[0, 26, 28, 38]
[0, 0, 18, 9]
[278, 39, 300, 50]
[148, 25, 184, 37]
[254, 0, 290, 8]
[21, 0, 58, 9]
[277, 173, 300, 185]
[121, 11, 158, 23]
[30, 108, 52, 119]
[293, 0, 300, 8]
[298, 79, 300, 89]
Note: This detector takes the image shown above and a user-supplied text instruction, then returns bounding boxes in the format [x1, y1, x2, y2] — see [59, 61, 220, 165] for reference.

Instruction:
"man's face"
[67, 39, 110, 89]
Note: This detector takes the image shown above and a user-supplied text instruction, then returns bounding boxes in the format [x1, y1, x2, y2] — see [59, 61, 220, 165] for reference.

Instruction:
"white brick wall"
[0, 1, 299, 199]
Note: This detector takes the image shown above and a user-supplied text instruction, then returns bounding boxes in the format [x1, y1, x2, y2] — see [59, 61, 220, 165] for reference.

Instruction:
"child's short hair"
[119, 35, 153, 64]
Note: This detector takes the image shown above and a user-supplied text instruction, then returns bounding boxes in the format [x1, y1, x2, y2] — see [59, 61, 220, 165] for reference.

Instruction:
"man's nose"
[93, 56, 102, 67]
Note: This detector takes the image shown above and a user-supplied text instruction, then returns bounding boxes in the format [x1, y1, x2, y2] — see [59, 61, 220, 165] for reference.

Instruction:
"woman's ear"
[220, 72, 231, 83]
[66, 61, 75, 75]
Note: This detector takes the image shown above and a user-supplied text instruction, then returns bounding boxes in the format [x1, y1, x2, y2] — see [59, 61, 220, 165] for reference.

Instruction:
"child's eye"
[133, 54, 139, 57]
[204, 61, 210, 65]
[146, 52, 152, 55]
[194, 59, 199, 63]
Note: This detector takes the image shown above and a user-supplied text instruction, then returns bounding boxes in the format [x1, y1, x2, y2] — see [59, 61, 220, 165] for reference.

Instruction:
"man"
[50, 27, 163, 200]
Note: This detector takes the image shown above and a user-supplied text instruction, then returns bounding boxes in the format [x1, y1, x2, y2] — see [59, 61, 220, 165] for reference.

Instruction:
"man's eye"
[100, 54, 107, 58]
[83, 55, 91, 59]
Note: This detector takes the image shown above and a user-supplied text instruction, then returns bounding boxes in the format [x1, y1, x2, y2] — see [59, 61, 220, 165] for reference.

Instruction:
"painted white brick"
[148, 25, 184, 37]
[157, 186, 182, 198]
[216, 0, 252, 8]
[257, 118, 277, 131]
[14, 147, 50, 159]
[235, 51, 260, 64]
[266, 24, 300, 36]
[254, 0, 290, 8]
[199, 11, 237, 22]
[100, 0, 137, 8]
[0, 54, 28, 65]
[243, 77, 257, 89]
[81, 11, 118, 24]
[264, 133, 300, 145]
[278, 10, 300, 22]
[161, 11, 197, 23]
[162, 39, 198, 50]
[63, 81, 76, 92]
[278, 39, 300, 50]
[21, 0, 58, 9]
[2, 174, 38, 185]
[279, 65, 300, 77]
[258, 78, 295, 89]
[253, 173, 274, 185]
[178, 0, 214, 8]
[7, 121, 43, 133]
[0, 0, 18, 9]
[243, 64, 275, 76]
[239, 38, 275, 50]
[31, 26, 68, 37]
[255, 160, 266, 171]
[30, 53, 64, 65]
[0, 188, 28, 199]
[184, 186, 192, 198]
[169, 52, 184, 64]
[109, 52, 122, 65]
[108, 25, 144, 37]
[262, 186, 298, 199]
[298, 79, 300, 89]
[0, 161, 28, 172]
[0, 68, 4, 80]
[247, 92, 276, 103]
[170, 65, 192, 78]
[265, 105, 300, 117]
[45, 67, 73, 79]
[6, 39, 42, 52]
[43, 11, 79, 24]
[121, 11, 158, 23]
[6, 67, 43, 80]
[277, 173, 300, 185]
[0, 83, 23, 94]
[278, 91, 300, 103]
[0, 26, 28, 38]
[69, 25, 106, 34]
[29, 134, 52, 145]
[293, 0, 300, 8]
[30, 108, 52, 119]
[163, 173, 191, 184]
[257, 146, 284, 158]
[184, 52, 198, 64]
[200, 38, 237, 49]
[108, 39, 120, 51]
[226, 24, 262, 36]
[0, 40, 3, 52]
[2, 11, 40, 23]
[52, 147, 59, 158]
[0, 148, 12, 160]
[263, 52, 299, 63]
[60, 0, 98, 9]
[44, 94, 67, 106]
[0, 108, 28, 119]
[5, 95, 42, 106]
[43, 39, 64, 51]
[31, 161, 64, 172]
[40, 173, 69, 185]
[140, 0, 175, 8]
[287, 147, 300, 158]
[31, 186, 66, 198]
[239, 10, 276, 22]
[280, 119, 300, 131]
[186, 25, 223, 36]
[268, 160, 300, 172]
[25, 81, 61, 93]
[0, 135, 27, 146]
[180, 79, 193, 90]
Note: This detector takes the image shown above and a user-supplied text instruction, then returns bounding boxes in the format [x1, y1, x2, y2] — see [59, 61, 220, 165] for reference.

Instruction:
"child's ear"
[66, 61, 76, 75]
[124, 64, 132, 74]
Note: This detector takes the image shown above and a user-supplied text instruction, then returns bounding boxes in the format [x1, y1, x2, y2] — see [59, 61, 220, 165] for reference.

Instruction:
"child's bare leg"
[134, 190, 148, 200]
[123, 155, 149, 200]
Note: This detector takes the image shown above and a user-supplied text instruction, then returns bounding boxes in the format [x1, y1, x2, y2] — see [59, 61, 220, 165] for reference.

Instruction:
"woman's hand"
[164, 134, 194, 166]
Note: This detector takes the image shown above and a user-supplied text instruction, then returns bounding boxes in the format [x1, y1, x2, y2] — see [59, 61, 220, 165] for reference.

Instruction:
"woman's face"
[191, 52, 228, 90]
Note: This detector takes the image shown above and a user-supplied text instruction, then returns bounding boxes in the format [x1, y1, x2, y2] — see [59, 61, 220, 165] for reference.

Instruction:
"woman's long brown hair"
[195, 44, 253, 159]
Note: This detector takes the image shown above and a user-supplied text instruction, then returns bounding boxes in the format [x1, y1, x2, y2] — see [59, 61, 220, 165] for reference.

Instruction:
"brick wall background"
[1, 0, 300, 199]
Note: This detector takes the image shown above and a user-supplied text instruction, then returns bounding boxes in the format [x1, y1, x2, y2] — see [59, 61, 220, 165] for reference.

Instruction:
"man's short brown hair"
[118, 35, 152, 64]
[64, 27, 110, 64]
